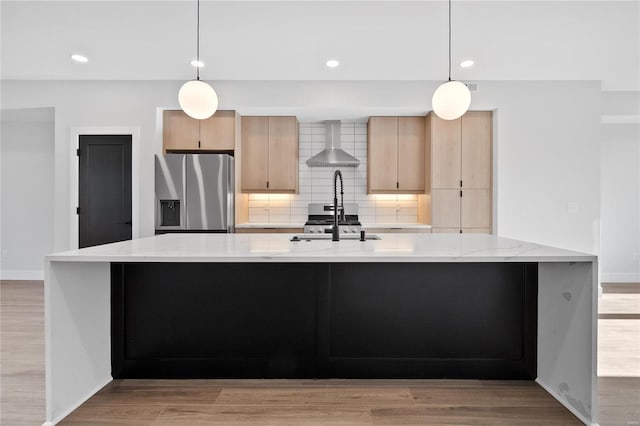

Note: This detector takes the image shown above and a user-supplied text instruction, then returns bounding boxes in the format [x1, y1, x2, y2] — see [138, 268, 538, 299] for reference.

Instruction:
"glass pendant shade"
[432, 80, 471, 120]
[178, 80, 218, 120]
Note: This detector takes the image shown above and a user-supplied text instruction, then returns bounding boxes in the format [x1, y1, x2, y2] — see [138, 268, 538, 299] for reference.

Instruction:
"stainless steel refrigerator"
[155, 153, 234, 233]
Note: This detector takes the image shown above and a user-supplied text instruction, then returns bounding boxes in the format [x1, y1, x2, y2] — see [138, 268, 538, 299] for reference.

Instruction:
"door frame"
[70, 127, 140, 250]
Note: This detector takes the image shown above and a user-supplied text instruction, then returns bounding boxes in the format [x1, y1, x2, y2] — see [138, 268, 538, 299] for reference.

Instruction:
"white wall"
[478, 81, 602, 255]
[600, 91, 640, 282]
[601, 127, 640, 281]
[0, 107, 55, 279]
[0, 80, 601, 258]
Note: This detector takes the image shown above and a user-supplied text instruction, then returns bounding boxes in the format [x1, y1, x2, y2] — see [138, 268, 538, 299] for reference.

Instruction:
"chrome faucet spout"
[332, 170, 344, 241]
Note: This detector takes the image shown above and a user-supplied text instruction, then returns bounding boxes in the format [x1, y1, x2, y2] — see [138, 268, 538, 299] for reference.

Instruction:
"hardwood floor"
[1, 280, 638, 425]
[59, 380, 582, 425]
[598, 289, 640, 377]
[0, 281, 45, 426]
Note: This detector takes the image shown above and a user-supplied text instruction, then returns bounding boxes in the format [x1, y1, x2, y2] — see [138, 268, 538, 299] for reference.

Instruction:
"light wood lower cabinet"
[461, 189, 492, 229]
[432, 228, 492, 234]
[431, 189, 461, 229]
[431, 228, 461, 233]
[364, 228, 431, 234]
[462, 228, 492, 234]
[431, 189, 491, 233]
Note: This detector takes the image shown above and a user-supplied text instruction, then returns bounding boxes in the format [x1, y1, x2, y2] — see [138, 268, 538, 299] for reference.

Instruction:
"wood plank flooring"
[0, 281, 45, 426]
[598, 290, 640, 377]
[59, 380, 583, 425]
[2, 280, 638, 425]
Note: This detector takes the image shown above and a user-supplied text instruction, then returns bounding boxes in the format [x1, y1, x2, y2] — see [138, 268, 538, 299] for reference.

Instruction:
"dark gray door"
[79, 135, 132, 248]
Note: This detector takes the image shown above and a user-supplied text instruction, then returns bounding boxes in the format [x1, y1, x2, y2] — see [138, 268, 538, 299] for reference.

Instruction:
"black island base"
[111, 262, 537, 380]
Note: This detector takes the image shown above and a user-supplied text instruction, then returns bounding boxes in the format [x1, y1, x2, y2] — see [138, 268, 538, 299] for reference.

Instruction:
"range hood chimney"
[306, 121, 360, 168]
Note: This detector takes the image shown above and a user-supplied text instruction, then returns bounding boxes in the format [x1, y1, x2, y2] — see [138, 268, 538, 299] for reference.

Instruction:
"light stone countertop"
[362, 223, 432, 229]
[235, 223, 432, 229]
[46, 233, 595, 263]
[235, 223, 305, 228]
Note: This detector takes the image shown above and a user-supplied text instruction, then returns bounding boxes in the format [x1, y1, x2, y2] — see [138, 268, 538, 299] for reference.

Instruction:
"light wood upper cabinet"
[163, 110, 237, 152]
[268, 117, 299, 191]
[398, 117, 426, 192]
[163, 110, 199, 151]
[200, 110, 236, 150]
[241, 116, 269, 192]
[461, 111, 492, 189]
[241, 116, 298, 193]
[368, 117, 399, 192]
[368, 116, 425, 193]
[431, 116, 461, 189]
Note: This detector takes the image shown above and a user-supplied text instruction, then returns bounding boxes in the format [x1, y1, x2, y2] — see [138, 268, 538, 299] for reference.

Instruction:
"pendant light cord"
[196, 0, 200, 80]
[448, 0, 452, 81]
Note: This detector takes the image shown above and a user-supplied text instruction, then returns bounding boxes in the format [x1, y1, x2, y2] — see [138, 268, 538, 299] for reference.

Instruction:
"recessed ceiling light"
[71, 54, 89, 63]
[325, 59, 340, 68]
[190, 59, 205, 68]
[460, 59, 474, 68]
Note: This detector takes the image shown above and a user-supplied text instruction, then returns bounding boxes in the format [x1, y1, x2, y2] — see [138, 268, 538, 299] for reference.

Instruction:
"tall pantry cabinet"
[429, 111, 493, 233]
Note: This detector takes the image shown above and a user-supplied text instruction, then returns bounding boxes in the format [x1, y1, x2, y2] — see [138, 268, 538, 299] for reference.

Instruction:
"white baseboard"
[1, 269, 44, 280]
[47, 376, 112, 426]
[601, 272, 640, 282]
[536, 379, 595, 425]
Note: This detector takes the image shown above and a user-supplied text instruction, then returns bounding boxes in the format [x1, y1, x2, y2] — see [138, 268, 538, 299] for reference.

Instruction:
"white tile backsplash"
[247, 122, 419, 225]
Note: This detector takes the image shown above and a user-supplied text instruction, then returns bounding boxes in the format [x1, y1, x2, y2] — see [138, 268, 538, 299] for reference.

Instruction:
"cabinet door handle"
[396, 182, 399, 189]
[267, 181, 269, 189]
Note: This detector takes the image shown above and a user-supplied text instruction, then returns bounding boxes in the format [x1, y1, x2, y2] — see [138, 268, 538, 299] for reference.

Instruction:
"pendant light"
[431, 0, 471, 121]
[179, 0, 218, 120]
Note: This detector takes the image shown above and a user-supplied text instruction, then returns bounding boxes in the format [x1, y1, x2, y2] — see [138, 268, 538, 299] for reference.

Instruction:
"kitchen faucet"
[332, 170, 345, 241]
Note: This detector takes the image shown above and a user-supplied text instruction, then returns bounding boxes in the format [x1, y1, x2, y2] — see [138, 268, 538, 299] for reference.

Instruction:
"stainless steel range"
[303, 203, 362, 234]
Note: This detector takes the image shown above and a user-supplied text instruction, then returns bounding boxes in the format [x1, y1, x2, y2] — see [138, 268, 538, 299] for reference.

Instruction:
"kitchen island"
[44, 233, 598, 425]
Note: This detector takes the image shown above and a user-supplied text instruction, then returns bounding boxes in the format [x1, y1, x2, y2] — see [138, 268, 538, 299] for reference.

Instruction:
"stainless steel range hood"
[306, 121, 360, 167]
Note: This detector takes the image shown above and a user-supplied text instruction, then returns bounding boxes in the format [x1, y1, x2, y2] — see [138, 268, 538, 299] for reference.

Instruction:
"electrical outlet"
[567, 201, 579, 214]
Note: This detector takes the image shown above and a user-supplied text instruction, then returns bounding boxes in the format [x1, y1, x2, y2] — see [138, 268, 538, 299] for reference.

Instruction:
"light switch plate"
[567, 201, 579, 213]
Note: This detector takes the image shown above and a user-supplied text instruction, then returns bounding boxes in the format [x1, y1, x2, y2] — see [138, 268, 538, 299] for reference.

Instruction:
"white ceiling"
[2, 1, 639, 90]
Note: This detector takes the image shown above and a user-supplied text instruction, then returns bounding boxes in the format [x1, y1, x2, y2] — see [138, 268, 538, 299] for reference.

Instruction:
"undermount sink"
[290, 234, 381, 241]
